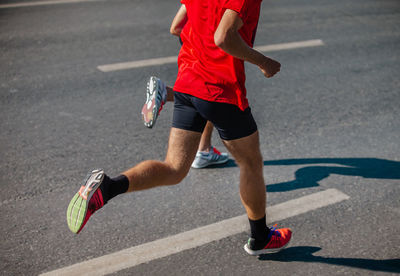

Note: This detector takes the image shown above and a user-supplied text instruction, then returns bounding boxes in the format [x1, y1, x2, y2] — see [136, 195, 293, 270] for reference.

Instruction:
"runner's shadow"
[207, 157, 400, 192]
[258, 246, 400, 273]
[264, 158, 400, 192]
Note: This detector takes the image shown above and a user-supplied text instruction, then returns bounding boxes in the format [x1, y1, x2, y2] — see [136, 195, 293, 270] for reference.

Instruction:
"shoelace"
[268, 224, 281, 239]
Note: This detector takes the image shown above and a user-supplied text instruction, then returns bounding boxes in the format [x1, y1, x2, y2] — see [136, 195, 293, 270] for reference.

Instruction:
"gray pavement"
[1, 0, 399, 275]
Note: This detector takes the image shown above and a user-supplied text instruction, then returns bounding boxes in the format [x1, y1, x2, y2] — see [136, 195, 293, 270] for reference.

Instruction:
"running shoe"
[141, 76, 167, 128]
[67, 169, 105, 234]
[244, 224, 292, 255]
[191, 146, 229, 169]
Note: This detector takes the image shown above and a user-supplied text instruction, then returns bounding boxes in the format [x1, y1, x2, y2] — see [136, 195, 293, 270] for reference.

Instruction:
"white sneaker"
[141, 76, 167, 128]
[191, 146, 229, 169]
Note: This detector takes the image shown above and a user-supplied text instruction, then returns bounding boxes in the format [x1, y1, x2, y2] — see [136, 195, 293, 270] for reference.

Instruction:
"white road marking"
[254, 39, 324, 52]
[40, 188, 349, 276]
[0, 0, 104, 9]
[97, 39, 325, 72]
[98, 56, 178, 73]
[59, 111, 92, 121]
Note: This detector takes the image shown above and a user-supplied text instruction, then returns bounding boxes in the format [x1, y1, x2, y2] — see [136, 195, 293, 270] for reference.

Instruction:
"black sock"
[249, 215, 271, 248]
[100, 174, 129, 204]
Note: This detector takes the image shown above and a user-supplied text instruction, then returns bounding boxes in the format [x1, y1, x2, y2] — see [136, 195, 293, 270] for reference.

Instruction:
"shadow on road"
[258, 246, 400, 273]
[209, 158, 400, 192]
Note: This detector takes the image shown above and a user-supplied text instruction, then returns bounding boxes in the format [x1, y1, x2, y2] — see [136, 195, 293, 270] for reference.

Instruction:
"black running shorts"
[172, 91, 258, 141]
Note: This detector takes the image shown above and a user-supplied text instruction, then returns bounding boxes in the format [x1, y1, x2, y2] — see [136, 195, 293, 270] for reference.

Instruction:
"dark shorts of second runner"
[172, 91, 258, 140]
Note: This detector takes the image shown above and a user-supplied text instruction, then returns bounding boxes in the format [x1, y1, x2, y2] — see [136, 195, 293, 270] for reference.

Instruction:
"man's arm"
[170, 5, 188, 37]
[214, 9, 280, 78]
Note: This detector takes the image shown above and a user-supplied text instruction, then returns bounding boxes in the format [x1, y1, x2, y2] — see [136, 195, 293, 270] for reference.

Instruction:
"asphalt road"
[1, 0, 399, 275]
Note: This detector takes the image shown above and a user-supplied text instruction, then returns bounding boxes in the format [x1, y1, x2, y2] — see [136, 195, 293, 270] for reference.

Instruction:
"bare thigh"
[223, 131, 263, 170]
[165, 127, 202, 177]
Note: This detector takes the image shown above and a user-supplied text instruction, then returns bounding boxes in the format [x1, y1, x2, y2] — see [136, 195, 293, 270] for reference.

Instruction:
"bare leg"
[122, 128, 201, 192]
[197, 121, 213, 152]
[223, 131, 265, 220]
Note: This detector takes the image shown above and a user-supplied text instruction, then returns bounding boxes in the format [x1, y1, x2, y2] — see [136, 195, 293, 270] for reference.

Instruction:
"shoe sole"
[243, 240, 291, 256]
[66, 169, 104, 234]
[141, 77, 159, 128]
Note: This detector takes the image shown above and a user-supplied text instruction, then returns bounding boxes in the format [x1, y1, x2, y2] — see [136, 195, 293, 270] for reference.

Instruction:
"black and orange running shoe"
[244, 224, 292, 255]
[67, 169, 105, 234]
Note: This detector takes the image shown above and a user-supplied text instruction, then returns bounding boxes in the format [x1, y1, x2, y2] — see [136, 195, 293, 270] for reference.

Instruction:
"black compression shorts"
[172, 91, 258, 141]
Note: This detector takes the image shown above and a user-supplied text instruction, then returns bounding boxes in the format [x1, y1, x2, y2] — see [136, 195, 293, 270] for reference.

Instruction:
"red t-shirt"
[173, 0, 262, 111]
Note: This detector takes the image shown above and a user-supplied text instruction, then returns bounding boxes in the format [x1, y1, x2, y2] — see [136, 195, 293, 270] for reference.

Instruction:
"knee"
[167, 164, 190, 185]
[236, 153, 263, 172]
[170, 171, 187, 185]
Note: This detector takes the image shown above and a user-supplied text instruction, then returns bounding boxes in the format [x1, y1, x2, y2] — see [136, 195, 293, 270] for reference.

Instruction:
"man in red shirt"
[140, 6, 230, 169]
[67, 0, 291, 255]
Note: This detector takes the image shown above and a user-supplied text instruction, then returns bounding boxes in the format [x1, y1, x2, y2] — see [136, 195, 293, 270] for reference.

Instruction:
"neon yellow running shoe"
[67, 169, 105, 234]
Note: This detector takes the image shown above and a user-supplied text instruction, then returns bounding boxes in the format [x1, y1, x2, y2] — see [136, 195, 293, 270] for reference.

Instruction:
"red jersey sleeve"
[223, 0, 249, 20]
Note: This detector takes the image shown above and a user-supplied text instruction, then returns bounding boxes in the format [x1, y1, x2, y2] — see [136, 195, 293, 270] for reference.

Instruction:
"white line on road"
[40, 188, 349, 276]
[0, 0, 104, 9]
[254, 39, 324, 52]
[97, 39, 325, 72]
[98, 56, 179, 73]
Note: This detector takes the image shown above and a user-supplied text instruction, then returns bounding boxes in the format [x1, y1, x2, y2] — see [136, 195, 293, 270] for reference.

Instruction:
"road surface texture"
[1, 0, 399, 275]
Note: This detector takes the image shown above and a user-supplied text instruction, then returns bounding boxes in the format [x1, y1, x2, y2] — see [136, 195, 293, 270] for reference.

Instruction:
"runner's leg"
[165, 88, 228, 167]
[223, 130, 292, 255]
[197, 121, 213, 151]
[122, 127, 201, 192]
[67, 127, 200, 233]
[222, 131, 265, 220]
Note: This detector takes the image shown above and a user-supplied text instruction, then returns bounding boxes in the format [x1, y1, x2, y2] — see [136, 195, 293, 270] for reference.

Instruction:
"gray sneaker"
[191, 146, 229, 169]
[141, 76, 167, 128]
